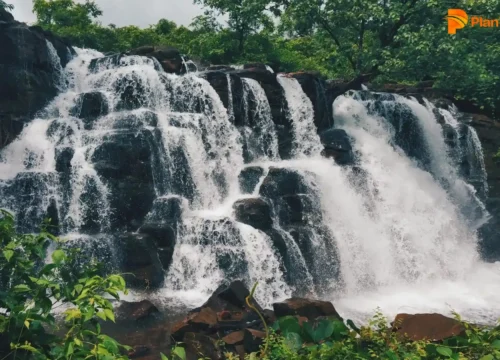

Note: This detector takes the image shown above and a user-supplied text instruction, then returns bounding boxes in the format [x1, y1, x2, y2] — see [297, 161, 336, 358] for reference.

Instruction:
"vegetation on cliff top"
[4, 0, 496, 116]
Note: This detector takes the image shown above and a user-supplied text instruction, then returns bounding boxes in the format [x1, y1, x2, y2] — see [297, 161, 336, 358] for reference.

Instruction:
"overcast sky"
[11, 0, 205, 27]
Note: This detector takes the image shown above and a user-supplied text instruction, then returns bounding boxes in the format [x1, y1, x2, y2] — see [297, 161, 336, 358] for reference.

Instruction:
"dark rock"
[243, 329, 265, 353]
[112, 110, 158, 129]
[55, 147, 74, 173]
[183, 332, 222, 360]
[202, 281, 263, 314]
[291, 72, 334, 132]
[129, 46, 183, 73]
[116, 300, 160, 322]
[139, 196, 184, 270]
[273, 298, 342, 321]
[119, 233, 164, 290]
[201, 71, 244, 126]
[243, 63, 269, 71]
[0, 7, 14, 22]
[89, 53, 125, 73]
[319, 128, 354, 165]
[238, 166, 264, 194]
[70, 92, 108, 129]
[229, 69, 291, 158]
[91, 129, 160, 230]
[128, 345, 151, 359]
[207, 65, 235, 71]
[0, 19, 73, 148]
[259, 167, 309, 199]
[233, 198, 273, 231]
[393, 313, 465, 341]
[277, 194, 313, 226]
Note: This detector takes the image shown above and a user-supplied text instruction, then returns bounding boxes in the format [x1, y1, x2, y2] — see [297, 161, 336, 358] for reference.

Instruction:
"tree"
[193, 0, 274, 58]
[0, 1, 13, 10]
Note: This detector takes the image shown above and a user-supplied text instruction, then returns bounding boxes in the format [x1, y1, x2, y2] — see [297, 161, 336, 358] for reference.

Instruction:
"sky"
[11, 0, 206, 27]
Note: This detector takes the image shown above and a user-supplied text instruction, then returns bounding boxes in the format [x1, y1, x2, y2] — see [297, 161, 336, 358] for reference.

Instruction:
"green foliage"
[0, 1, 13, 10]
[0, 209, 130, 359]
[250, 311, 500, 360]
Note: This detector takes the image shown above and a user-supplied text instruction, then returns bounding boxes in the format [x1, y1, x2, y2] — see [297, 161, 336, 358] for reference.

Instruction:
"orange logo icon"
[447, 9, 468, 34]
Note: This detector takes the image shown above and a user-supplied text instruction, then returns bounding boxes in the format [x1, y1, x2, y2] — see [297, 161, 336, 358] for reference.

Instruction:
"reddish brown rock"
[183, 332, 222, 360]
[273, 298, 342, 321]
[128, 345, 151, 359]
[171, 307, 218, 341]
[222, 330, 245, 345]
[393, 313, 465, 341]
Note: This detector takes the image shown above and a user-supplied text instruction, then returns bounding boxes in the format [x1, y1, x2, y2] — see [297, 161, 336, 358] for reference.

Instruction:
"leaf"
[96, 311, 107, 321]
[278, 316, 301, 336]
[479, 355, 493, 360]
[385, 350, 398, 360]
[160, 353, 169, 360]
[24, 320, 30, 329]
[491, 340, 500, 349]
[51, 249, 65, 265]
[13, 284, 30, 293]
[66, 342, 74, 357]
[436, 346, 453, 357]
[18, 344, 40, 353]
[285, 332, 303, 352]
[104, 309, 115, 322]
[3, 249, 14, 262]
[172, 346, 186, 360]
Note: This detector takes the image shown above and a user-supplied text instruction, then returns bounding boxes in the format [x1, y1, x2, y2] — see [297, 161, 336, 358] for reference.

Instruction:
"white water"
[1, 47, 500, 323]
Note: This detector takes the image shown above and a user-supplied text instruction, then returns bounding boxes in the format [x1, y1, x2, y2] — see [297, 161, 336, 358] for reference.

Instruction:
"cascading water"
[1, 45, 500, 322]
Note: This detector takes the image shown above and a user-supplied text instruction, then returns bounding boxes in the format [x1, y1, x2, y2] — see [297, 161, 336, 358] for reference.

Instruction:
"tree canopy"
[30, 0, 500, 115]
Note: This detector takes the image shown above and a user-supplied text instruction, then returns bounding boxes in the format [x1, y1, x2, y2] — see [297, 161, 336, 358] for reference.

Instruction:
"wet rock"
[243, 63, 269, 71]
[70, 92, 108, 129]
[55, 147, 74, 173]
[112, 110, 158, 130]
[116, 300, 160, 322]
[129, 46, 183, 73]
[233, 198, 273, 231]
[91, 129, 160, 230]
[259, 167, 309, 199]
[238, 166, 264, 194]
[393, 313, 465, 341]
[319, 129, 354, 165]
[201, 71, 245, 126]
[139, 197, 184, 270]
[243, 329, 265, 353]
[277, 194, 314, 226]
[89, 53, 125, 73]
[0, 19, 74, 148]
[202, 281, 263, 314]
[291, 72, 334, 132]
[273, 298, 342, 321]
[207, 65, 235, 71]
[119, 233, 164, 290]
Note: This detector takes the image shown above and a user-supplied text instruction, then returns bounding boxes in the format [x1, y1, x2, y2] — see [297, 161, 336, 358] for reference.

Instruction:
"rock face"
[393, 313, 464, 341]
[319, 128, 354, 165]
[129, 46, 183, 73]
[0, 13, 74, 148]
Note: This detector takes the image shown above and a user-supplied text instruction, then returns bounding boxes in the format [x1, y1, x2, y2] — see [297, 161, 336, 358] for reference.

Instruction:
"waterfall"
[277, 75, 323, 157]
[1, 47, 500, 323]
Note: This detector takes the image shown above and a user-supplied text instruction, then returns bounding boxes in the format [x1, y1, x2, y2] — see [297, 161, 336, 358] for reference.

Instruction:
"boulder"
[0, 19, 73, 149]
[55, 147, 74, 173]
[259, 167, 309, 199]
[243, 328, 266, 353]
[70, 92, 109, 129]
[393, 313, 465, 341]
[222, 330, 245, 345]
[238, 166, 265, 194]
[116, 300, 160, 322]
[201, 71, 245, 126]
[129, 46, 183, 73]
[276, 194, 313, 226]
[201, 281, 263, 314]
[319, 129, 354, 165]
[91, 129, 159, 230]
[127, 345, 151, 359]
[183, 333, 222, 360]
[233, 198, 273, 231]
[291, 72, 334, 132]
[119, 233, 164, 290]
[273, 298, 342, 321]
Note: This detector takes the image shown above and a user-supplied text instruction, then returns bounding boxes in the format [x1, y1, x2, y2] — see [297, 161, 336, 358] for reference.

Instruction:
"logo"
[447, 9, 468, 34]
[447, 9, 499, 34]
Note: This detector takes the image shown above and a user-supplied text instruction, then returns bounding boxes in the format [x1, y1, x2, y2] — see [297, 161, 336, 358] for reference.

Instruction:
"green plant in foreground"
[0, 209, 130, 359]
